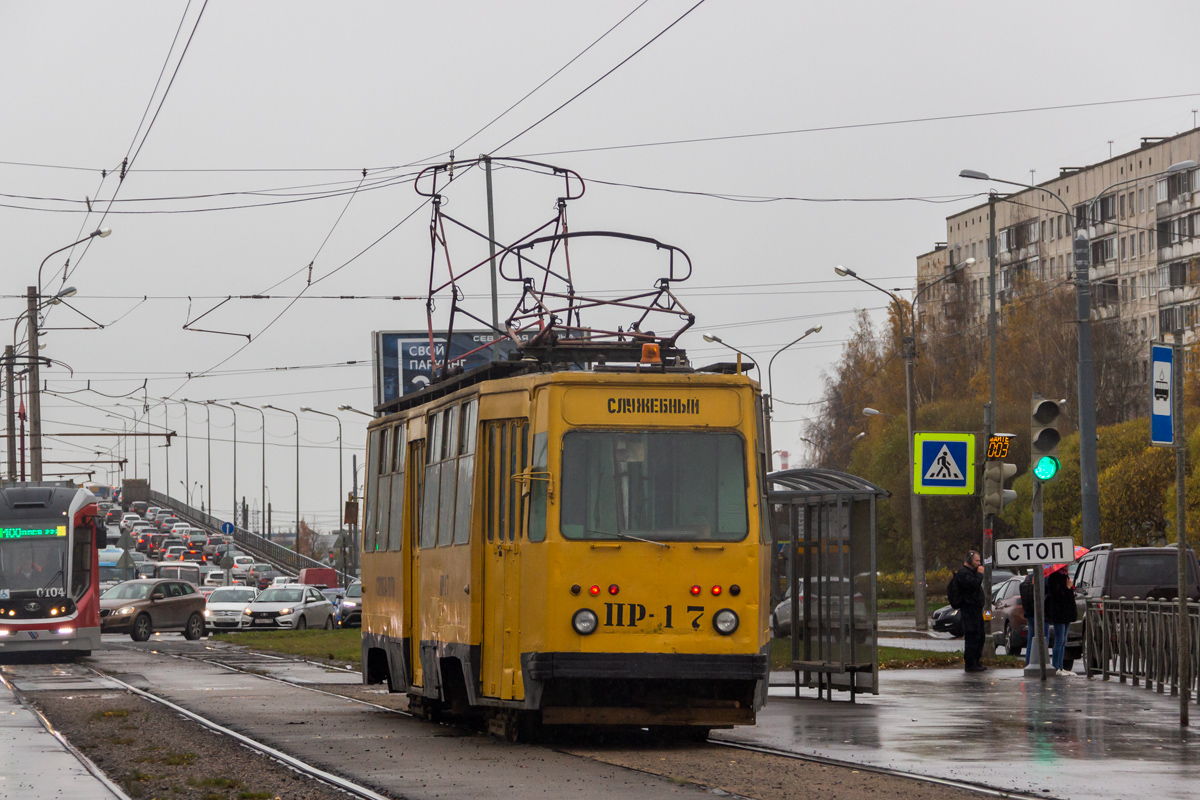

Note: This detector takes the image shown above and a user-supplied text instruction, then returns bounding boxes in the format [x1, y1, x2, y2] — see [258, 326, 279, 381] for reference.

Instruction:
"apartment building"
[916, 128, 1200, 354]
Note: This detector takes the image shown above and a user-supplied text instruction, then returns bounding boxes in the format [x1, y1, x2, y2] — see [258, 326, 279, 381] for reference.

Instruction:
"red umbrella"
[1044, 545, 1089, 577]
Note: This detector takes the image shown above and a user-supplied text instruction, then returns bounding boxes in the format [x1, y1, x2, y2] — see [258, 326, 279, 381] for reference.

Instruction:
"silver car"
[241, 585, 335, 630]
[205, 586, 259, 631]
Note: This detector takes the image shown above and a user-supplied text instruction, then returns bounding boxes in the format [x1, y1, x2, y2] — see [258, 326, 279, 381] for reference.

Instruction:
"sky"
[3, 0, 1200, 531]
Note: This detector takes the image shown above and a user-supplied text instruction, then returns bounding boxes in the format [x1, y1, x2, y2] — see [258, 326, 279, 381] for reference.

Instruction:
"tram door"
[408, 438, 426, 689]
[482, 419, 529, 700]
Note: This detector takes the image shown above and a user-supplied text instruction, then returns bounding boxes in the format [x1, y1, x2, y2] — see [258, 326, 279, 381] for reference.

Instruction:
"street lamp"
[766, 326, 822, 416]
[301, 407, 343, 554]
[232, 401, 265, 534]
[834, 264, 928, 630]
[162, 398, 190, 504]
[337, 404, 375, 418]
[863, 407, 895, 418]
[960, 161, 1195, 548]
[182, 399, 211, 516]
[206, 401, 237, 526]
[263, 405, 300, 550]
[700, 333, 758, 373]
[23, 227, 111, 480]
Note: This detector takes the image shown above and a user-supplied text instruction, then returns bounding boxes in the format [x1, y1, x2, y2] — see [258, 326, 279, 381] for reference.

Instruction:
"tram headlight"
[571, 608, 599, 635]
[712, 609, 739, 636]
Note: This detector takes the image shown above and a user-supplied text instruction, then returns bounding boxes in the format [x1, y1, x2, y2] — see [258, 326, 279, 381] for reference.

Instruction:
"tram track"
[104, 640, 1048, 800]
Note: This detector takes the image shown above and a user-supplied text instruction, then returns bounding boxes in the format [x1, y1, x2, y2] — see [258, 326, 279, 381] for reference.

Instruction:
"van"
[155, 563, 202, 584]
[297, 567, 339, 589]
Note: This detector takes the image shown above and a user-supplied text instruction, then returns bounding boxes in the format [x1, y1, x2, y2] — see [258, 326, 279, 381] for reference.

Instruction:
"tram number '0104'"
[602, 603, 706, 630]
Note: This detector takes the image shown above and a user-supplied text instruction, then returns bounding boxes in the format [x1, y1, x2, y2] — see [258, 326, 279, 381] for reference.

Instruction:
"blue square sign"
[913, 433, 976, 495]
[1151, 343, 1174, 447]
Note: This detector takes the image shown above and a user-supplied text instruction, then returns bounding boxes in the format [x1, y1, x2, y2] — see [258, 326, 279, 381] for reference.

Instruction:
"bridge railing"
[1083, 597, 1199, 701]
[148, 490, 353, 586]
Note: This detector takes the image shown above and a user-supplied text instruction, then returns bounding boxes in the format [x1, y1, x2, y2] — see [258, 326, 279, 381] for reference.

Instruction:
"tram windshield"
[561, 431, 748, 542]
[0, 520, 69, 595]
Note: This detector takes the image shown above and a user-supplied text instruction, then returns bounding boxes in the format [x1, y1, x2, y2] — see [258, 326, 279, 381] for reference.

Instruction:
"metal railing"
[1083, 597, 1200, 700]
[148, 490, 353, 586]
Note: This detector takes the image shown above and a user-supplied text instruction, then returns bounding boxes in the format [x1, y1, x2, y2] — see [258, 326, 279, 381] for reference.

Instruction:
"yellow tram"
[360, 362, 771, 734]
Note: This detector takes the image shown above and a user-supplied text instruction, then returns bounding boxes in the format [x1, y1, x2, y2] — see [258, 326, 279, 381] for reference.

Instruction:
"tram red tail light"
[608, 584, 619, 595]
[711, 585, 722, 596]
[690, 585, 701, 596]
[589, 585, 601, 596]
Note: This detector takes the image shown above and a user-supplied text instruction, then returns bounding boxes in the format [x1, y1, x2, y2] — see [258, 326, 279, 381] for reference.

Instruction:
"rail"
[147, 490, 354, 586]
[1083, 596, 1199, 700]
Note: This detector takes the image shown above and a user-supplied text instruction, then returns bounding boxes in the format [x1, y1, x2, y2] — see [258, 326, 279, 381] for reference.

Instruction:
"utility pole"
[1026, 477, 1050, 680]
[1174, 332, 1190, 725]
[903, 332, 927, 630]
[484, 155, 501, 358]
[5, 345, 15, 480]
[983, 194, 999, 656]
[1069, 229, 1100, 547]
[26, 287, 42, 481]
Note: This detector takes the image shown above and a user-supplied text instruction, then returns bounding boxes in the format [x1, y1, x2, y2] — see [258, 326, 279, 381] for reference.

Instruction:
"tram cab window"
[71, 518, 93, 597]
[453, 399, 478, 545]
[560, 431, 748, 542]
[528, 431, 548, 543]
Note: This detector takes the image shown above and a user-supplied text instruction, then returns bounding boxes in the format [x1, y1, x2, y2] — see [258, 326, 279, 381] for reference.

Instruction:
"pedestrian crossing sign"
[913, 432, 976, 495]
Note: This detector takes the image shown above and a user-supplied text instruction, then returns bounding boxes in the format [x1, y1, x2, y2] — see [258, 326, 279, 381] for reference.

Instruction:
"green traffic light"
[1033, 455, 1060, 481]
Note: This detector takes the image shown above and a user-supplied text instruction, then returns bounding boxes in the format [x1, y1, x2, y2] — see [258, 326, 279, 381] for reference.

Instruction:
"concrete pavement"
[0, 669, 127, 799]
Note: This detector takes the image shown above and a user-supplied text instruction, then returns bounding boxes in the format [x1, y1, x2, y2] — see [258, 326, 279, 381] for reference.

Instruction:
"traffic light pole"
[984, 194, 999, 654]
[1174, 337, 1189, 725]
[1026, 478, 1049, 680]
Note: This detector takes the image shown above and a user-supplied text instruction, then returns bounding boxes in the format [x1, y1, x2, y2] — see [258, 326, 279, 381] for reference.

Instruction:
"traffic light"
[1031, 395, 1062, 481]
[982, 460, 1018, 515]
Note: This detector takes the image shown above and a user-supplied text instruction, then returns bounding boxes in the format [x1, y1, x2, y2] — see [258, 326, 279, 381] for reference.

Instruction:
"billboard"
[372, 330, 528, 407]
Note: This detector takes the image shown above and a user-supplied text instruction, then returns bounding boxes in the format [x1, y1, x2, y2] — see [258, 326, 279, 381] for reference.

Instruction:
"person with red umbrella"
[1044, 546, 1088, 675]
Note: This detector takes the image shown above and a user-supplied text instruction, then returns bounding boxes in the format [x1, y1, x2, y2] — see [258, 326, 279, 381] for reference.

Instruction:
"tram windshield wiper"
[589, 529, 669, 548]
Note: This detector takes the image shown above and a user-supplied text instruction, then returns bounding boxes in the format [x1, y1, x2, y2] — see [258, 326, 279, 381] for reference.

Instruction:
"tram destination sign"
[372, 330, 531, 407]
[0, 524, 67, 540]
[994, 537, 1076, 567]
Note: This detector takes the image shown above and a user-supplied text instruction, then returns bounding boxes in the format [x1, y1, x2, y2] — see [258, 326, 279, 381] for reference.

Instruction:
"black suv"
[1070, 544, 1200, 666]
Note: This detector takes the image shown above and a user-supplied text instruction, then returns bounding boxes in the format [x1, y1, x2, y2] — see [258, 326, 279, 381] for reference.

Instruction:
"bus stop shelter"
[767, 468, 886, 701]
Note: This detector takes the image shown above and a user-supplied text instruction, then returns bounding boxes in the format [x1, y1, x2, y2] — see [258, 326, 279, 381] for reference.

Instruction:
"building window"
[1041, 220, 1047, 242]
[1139, 188, 1145, 212]
[1139, 231, 1146, 256]
[1141, 317, 1148, 340]
[1120, 194, 1126, 218]
[971, 242, 977, 260]
[1120, 237, 1127, 261]
[1157, 178, 1169, 203]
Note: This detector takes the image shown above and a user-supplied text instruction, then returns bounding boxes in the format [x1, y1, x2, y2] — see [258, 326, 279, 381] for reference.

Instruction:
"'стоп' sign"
[994, 537, 1076, 568]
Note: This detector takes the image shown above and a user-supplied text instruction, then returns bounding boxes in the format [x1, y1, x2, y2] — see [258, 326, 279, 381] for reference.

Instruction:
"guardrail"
[1083, 597, 1199, 700]
[148, 490, 353, 586]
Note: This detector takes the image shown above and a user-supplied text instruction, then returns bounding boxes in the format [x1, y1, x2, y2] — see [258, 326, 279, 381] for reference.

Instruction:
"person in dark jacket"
[952, 550, 987, 672]
[1044, 569, 1077, 675]
[1019, 572, 1035, 665]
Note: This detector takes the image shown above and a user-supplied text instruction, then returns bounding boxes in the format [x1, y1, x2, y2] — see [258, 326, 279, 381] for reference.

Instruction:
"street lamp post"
[207, 401, 237, 526]
[182, 399, 211, 516]
[337, 404, 374, 419]
[960, 163, 1195, 548]
[264, 405, 300, 549]
[25, 227, 111, 480]
[232, 401, 265, 534]
[301, 407, 343, 554]
[834, 263, 936, 631]
[163, 398, 190, 502]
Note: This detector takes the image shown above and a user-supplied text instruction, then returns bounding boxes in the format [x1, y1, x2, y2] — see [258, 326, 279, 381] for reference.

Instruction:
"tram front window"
[561, 431, 748, 542]
[0, 521, 69, 596]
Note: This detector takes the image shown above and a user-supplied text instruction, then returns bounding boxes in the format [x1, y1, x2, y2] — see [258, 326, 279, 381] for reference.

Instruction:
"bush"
[877, 568, 953, 600]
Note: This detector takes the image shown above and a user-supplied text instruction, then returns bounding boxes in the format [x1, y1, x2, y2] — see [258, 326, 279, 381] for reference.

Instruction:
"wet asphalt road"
[719, 668, 1200, 800]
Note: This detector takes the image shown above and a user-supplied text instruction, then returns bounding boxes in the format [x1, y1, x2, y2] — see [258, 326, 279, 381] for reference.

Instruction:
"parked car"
[770, 577, 866, 638]
[241, 585, 335, 630]
[989, 576, 1026, 655]
[205, 586, 259, 632]
[1070, 544, 1200, 669]
[100, 579, 207, 641]
[297, 567, 339, 589]
[337, 581, 362, 628]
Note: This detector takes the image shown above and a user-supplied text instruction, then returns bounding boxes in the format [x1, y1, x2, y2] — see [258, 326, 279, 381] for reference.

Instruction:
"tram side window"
[437, 406, 459, 547]
[388, 422, 406, 552]
[375, 475, 392, 553]
[420, 413, 442, 549]
[528, 431, 548, 543]
[410, 440, 426, 549]
[755, 395, 770, 545]
[364, 429, 381, 552]
[485, 424, 498, 543]
[71, 520, 93, 597]
[453, 399, 478, 545]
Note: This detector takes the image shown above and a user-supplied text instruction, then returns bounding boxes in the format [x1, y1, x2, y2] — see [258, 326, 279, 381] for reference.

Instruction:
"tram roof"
[766, 468, 888, 503]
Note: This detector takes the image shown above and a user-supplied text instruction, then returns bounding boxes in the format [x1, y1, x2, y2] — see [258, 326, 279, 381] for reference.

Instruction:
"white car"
[204, 570, 227, 586]
[205, 586, 258, 631]
[119, 513, 142, 532]
[271, 576, 293, 587]
[230, 556, 256, 581]
[163, 545, 186, 561]
[241, 585, 335, 630]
